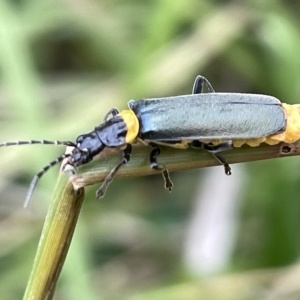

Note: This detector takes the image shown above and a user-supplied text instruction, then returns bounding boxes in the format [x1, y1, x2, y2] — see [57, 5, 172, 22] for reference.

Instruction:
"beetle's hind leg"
[192, 75, 215, 94]
[149, 143, 173, 191]
[203, 141, 232, 175]
[211, 153, 232, 175]
[191, 140, 232, 175]
[96, 144, 132, 198]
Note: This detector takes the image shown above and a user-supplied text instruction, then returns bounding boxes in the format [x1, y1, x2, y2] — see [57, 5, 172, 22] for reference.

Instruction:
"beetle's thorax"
[70, 111, 139, 167]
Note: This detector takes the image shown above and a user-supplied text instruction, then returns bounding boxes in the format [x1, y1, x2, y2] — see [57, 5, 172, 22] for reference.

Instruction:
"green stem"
[73, 141, 300, 189]
[23, 173, 84, 300]
[23, 140, 300, 299]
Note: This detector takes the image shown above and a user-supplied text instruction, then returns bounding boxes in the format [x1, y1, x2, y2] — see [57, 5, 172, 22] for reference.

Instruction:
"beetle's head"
[70, 131, 105, 167]
[69, 114, 132, 168]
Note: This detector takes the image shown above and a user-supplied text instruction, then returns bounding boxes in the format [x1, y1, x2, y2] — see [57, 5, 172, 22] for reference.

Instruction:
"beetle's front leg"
[103, 108, 119, 121]
[149, 143, 173, 191]
[96, 144, 132, 198]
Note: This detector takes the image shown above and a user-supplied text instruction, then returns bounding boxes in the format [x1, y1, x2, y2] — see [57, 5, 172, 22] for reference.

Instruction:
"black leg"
[203, 141, 233, 175]
[103, 108, 119, 121]
[149, 144, 173, 191]
[212, 153, 231, 175]
[202, 141, 233, 152]
[192, 75, 215, 94]
[96, 144, 132, 198]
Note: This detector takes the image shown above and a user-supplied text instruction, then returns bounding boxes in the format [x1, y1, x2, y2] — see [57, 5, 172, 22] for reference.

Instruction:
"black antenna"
[24, 153, 72, 208]
[0, 139, 76, 207]
[0, 140, 76, 147]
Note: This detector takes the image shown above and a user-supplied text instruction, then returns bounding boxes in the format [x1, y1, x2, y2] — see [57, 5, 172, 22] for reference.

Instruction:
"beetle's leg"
[192, 75, 215, 94]
[211, 153, 231, 175]
[96, 144, 132, 198]
[203, 141, 232, 175]
[103, 108, 119, 121]
[149, 143, 173, 191]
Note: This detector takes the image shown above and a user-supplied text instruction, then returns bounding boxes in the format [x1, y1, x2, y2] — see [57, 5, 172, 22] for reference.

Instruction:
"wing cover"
[128, 93, 286, 141]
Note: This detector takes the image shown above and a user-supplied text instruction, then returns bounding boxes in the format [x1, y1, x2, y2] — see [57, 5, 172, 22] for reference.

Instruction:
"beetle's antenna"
[23, 153, 72, 208]
[0, 140, 76, 147]
[0, 140, 76, 206]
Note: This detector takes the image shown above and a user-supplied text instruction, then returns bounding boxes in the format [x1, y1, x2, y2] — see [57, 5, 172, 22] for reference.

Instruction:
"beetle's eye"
[76, 135, 84, 145]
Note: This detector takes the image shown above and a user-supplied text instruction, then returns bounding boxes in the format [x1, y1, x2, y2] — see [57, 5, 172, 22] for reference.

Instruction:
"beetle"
[1, 75, 300, 206]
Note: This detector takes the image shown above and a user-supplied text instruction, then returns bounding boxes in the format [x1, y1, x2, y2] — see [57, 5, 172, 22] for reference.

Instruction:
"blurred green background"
[1, 0, 300, 299]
